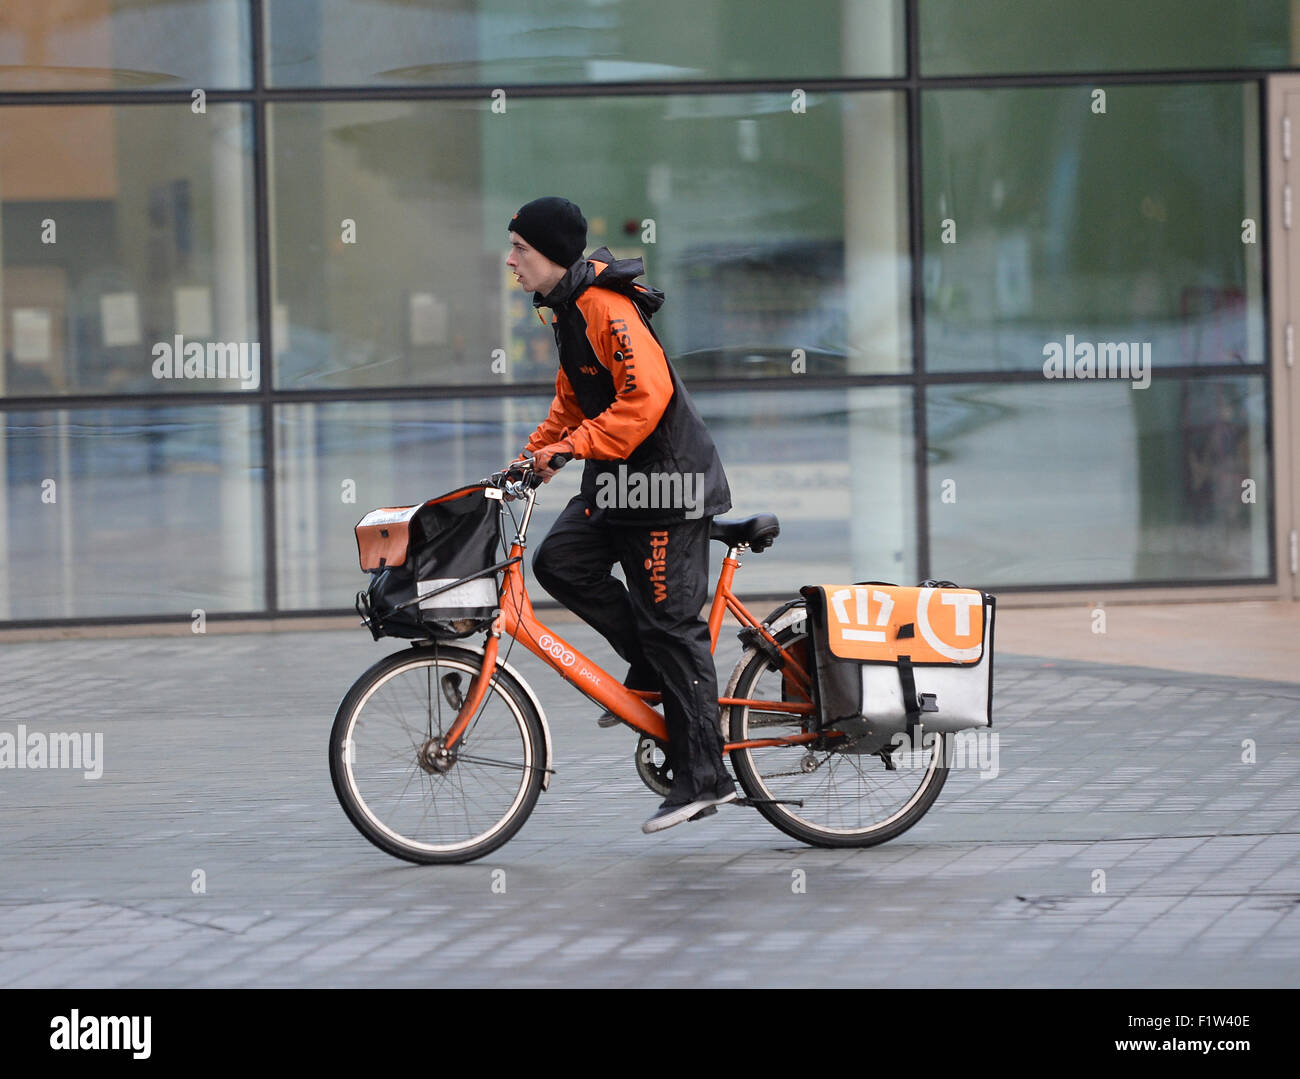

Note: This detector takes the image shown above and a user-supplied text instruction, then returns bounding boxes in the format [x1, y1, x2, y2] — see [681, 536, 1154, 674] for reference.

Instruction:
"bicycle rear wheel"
[727, 614, 948, 848]
[329, 644, 546, 864]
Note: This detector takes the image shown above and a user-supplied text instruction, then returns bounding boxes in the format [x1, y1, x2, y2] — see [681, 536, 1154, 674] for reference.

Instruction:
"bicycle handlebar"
[486, 451, 571, 496]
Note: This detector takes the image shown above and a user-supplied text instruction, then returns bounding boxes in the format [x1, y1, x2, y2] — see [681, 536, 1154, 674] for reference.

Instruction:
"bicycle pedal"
[734, 796, 805, 808]
[688, 805, 718, 821]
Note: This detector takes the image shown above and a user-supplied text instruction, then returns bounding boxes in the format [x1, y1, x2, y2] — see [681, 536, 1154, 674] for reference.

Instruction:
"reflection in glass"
[923, 84, 1263, 374]
[276, 396, 571, 610]
[920, 0, 1297, 76]
[275, 387, 914, 609]
[1, 105, 257, 397]
[701, 386, 915, 592]
[0, 0, 251, 90]
[266, 0, 903, 87]
[926, 378, 1269, 587]
[0, 406, 264, 619]
[270, 92, 909, 390]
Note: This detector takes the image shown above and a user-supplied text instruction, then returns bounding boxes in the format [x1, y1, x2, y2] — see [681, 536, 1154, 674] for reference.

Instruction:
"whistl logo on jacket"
[645, 531, 669, 603]
[609, 318, 638, 391]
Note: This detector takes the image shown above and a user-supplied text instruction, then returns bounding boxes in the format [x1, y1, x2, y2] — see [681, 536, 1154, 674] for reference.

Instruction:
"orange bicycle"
[329, 459, 950, 864]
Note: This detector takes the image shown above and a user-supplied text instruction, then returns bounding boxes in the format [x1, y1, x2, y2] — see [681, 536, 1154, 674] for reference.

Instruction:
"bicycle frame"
[439, 482, 818, 755]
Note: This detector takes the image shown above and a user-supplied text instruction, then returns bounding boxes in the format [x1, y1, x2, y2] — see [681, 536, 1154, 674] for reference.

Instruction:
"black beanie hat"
[508, 196, 587, 268]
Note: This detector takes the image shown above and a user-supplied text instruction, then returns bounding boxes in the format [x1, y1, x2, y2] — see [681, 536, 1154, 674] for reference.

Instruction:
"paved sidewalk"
[995, 600, 1300, 684]
[0, 620, 1297, 987]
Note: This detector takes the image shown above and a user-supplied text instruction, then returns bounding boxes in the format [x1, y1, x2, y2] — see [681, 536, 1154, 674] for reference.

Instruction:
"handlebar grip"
[549, 453, 572, 469]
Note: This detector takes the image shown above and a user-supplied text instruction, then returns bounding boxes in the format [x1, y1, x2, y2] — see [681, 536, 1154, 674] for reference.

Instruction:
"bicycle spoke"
[730, 621, 947, 842]
[452, 753, 546, 774]
[336, 652, 539, 858]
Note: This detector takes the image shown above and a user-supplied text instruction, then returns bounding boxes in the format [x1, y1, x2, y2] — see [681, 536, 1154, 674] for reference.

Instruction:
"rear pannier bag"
[354, 484, 502, 640]
[799, 582, 995, 755]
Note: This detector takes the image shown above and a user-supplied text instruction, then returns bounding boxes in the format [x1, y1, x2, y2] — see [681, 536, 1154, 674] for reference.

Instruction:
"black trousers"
[532, 495, 734, 803]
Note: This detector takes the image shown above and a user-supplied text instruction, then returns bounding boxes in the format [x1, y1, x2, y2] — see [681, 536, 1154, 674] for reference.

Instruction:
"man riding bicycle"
[506, 195, 736, 833]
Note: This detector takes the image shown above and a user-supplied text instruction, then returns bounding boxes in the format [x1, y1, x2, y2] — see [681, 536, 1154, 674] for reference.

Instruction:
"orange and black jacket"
[525, 246, 731, 524]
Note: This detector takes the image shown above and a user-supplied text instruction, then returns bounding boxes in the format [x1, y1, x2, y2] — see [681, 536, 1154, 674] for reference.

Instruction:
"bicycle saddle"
[709, 513, 780, 552]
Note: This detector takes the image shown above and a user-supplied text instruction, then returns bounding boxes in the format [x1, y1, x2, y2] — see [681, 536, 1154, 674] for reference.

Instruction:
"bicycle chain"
[760, 734, 899, 778]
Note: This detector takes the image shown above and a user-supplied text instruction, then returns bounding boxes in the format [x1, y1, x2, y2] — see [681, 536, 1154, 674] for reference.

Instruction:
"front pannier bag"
[799, 582, 995, 754]
[354, 485, 502, 640]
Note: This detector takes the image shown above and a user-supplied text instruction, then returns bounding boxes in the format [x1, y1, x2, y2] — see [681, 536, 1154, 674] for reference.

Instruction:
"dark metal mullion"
[903, 68, 1275, 90]
[0, 90, 258, 107]
[193, 76, 914, 99]
[1, 390, 266, 411]
[905, 0, 930, 581]
[317, 572, 1286, 605]
[941, 574, 1278, 594]
[0, 64, 1288, 110]
[250, 0, 278, 614]
[915, 363, 1274, 383]
[0, 361, 1274, 416]
[2, 566, 1281, 632]
[1257, 77, 1280, 588]
[0, 79, 906, 110]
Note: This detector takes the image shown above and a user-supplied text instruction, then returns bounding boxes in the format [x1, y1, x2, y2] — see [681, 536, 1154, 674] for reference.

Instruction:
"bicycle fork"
[439, 633, 503, 751]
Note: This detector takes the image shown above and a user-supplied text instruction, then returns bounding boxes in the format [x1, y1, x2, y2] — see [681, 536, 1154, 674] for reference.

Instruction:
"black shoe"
[642, 789, 738, 833]
[596, 708, 621, 728]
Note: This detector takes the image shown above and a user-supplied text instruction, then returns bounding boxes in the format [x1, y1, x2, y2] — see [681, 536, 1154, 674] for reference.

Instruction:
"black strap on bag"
[898, 654, 921, 736]
[897, 654, 938, 736]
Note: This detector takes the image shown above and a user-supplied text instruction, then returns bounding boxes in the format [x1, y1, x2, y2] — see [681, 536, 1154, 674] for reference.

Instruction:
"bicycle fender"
[458, 643, 556, 792]
[720, 603, 808, 737]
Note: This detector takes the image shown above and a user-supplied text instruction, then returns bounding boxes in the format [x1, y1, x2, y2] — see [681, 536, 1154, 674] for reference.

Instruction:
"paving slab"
[0, 621, 1296, 987]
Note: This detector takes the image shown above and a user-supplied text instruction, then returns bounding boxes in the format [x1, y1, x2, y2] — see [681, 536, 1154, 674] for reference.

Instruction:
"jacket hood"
[535, 246, 664, 319]
[588, 246, 665, 318]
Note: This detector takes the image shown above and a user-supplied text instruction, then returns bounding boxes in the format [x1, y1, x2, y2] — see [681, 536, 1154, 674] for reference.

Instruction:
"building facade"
[0, 1, 1294, 624]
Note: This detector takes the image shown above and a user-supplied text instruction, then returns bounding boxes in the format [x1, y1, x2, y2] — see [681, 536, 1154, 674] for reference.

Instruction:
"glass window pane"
[0, 0, 251, 91]
[275, 387, 914, 609]
[923, 84, 1264, 374]
[267, 0, 903, 87]
[701, 386, 916, 592]
[920, 0, 1296, 76]
[276, 396, 575, 611]
[926, 377, 1270, 587]
[1, 105, 258, 397]
[270, 92, 909, 390]
[0, 405, 264, 620]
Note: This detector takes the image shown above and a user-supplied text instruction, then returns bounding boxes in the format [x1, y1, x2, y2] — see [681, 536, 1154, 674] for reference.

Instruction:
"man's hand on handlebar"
[491, 443, 572, 500]
[530, 440, 574, 482]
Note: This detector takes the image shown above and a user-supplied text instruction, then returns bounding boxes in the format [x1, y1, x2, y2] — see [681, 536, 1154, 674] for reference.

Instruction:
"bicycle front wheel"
[329, 644, 546, 864]
[728, 615, 948, 848]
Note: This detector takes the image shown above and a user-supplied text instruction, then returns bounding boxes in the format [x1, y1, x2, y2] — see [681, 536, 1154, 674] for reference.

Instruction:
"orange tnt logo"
[816, 585, 984, 665]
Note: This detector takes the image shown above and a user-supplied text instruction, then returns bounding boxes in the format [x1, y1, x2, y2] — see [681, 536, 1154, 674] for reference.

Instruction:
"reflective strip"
[416, 577, 496, 610]
[358, 506, 420, 527]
